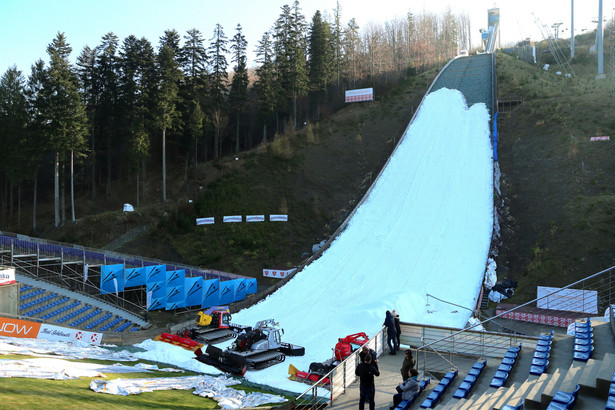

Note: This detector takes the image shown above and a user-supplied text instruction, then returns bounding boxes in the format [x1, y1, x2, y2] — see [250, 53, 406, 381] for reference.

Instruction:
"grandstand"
[0, 230, 253, 338]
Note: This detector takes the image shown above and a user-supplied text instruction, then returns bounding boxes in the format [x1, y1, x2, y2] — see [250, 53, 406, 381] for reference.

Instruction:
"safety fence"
[415, 265, 615, 378]
[291, 328, 386, 409]
[0, 231, 246, 316]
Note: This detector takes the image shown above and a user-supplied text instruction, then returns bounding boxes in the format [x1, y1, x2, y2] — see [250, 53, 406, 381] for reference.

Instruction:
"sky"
[0, 0, 611, 76]
[0, 85, 493, 397]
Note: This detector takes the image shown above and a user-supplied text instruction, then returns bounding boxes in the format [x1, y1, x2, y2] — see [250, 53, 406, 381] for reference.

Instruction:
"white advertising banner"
[223, 215, 242, 223]
[269, 214, 288, 222]
[345, 87, 374, 103]
[537, 286, 598, 314]
[196, 217, 215, 225]
[263, 268, 296, 279]
[246, 215, 265, 222]
[0, 267, 15, 285]
[37, 324, 103, 345]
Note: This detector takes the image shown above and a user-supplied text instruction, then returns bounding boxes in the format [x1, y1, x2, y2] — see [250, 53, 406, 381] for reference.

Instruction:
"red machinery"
[288, 332, 369, 387]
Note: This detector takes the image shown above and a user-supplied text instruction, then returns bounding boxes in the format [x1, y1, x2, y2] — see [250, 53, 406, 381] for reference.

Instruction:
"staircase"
[415, 319, 615, 409]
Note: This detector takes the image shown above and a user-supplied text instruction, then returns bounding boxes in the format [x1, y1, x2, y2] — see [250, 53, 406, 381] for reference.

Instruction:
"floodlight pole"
[571, 0, 575, 58]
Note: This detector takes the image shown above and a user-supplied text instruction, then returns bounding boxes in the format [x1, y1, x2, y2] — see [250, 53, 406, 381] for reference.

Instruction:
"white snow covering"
[178, 87, 493, 393]
[0, 87, 494, 401]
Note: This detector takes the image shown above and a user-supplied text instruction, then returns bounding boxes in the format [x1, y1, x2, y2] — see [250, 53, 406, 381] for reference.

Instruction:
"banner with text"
[223, 215, 243, 223]
[0, 267, 15, 286]
[196, 217, 215, 225]
[345, 87, 374, 103]
[0, 317, 101, 345]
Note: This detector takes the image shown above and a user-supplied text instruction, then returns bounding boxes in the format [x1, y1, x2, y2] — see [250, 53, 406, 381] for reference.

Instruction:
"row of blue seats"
[20, 293, 56, 310]
[18, 283, 139, 333]
[394, 378, 431, 409]
[22, 297, 70, 317]
[546, 384, 580, 409]
[99, 316, 123, 332]
[605, 372, 615, 409]
[19, 288, 44, 301]
[57, 305, 92, 323]
[530, 330, 553, 375]
[452, 360, 487, 399]
[41, 301, 81, 321]
[572, 319, 594, 362]
[420, 369, 457, 408]
[70, 308, 103, 327]
[490, 344, 522, 388]
[115, 321, 133, 332]
[84, 312, 113, 330]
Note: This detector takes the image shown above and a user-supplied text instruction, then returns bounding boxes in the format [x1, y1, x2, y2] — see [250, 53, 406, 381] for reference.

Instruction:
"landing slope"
[222, 87, 494, 392]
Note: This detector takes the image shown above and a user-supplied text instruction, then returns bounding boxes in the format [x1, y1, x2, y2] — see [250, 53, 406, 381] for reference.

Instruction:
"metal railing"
[291, 329, 386, 409]
[0, 231, 246, 317]
[415, 265, 615, 377]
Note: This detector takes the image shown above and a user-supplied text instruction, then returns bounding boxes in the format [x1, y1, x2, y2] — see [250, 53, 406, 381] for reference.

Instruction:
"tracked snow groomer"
[194, 319, 305, 376]
[180, 306, 248, 345]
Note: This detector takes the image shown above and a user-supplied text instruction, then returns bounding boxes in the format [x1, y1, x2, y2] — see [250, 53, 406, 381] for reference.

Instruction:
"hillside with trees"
[0, 1, 472, 233]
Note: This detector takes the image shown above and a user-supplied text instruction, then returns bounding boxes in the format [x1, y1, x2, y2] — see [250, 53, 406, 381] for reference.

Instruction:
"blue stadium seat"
[546, 384, 579, 410]
[453, 361, 486, 399]
[115, 321, 132, 332]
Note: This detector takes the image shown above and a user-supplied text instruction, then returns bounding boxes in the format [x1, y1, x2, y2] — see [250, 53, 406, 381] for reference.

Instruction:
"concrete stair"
[427, 319, 615, 409]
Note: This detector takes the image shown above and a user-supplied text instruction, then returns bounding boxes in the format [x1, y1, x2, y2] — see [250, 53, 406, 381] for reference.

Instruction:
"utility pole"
[571, 0, 575, 58]
[552, 22, 563, 40]
[598, 0, 605, 77]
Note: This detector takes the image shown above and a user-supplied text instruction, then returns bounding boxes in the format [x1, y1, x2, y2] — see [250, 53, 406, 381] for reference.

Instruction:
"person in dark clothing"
[392, 310, 402, 347]
[359, 345, 379, 366]
[391, 368, 420, 409]
[355, 353, 380, 410]
[400, 349, 415, 381]
[384, 310, 398, 355]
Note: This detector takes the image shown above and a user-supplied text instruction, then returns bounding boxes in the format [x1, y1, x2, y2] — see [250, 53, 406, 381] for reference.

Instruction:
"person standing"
[355, 353, 380, 410]
[359, 345, 379, 367]
[400, 350, 415, 381]
[384, 310, 398, 355]
[392, 309, 402, 347]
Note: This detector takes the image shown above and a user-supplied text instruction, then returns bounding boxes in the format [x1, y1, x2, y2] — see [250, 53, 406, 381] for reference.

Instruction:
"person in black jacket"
[392, 309, 402, 347]
[384, 310, 399, 355]
[359, 345, 379, 366]
[355, 353, 380, 410]
[400, 349, 415, 381]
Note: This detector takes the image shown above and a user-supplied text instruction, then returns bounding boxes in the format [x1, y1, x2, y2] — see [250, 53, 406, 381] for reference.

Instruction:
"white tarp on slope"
[216, 87, 494, 393]
[0, 336, 136, 361]
[0, 358, 181, 379]
[91, 375, 287, 409]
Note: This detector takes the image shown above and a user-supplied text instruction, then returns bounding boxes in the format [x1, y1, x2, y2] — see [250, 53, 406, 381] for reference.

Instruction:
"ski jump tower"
[482, 7, 500, 53]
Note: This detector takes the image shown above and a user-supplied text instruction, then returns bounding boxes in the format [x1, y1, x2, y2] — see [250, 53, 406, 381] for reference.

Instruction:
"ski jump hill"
[229, 53, 498, 391]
